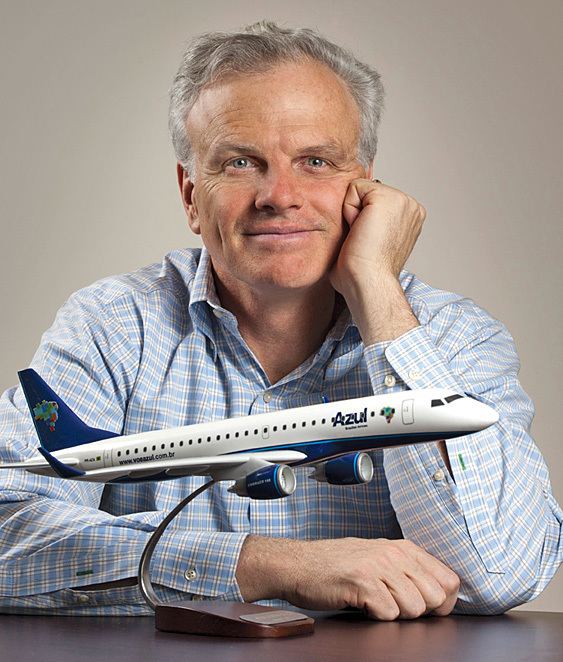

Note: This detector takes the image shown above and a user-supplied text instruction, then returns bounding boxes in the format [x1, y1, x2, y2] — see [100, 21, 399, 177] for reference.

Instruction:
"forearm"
[342, 272, 419, 346]
[236, 534, 295, 602]
[0, 495, 248, 613]
[373, 323, 563, 613]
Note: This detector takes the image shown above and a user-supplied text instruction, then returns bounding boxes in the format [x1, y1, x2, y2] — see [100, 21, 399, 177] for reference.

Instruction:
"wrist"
[342, 271, 419, 345]
[236, 535, 302, 602]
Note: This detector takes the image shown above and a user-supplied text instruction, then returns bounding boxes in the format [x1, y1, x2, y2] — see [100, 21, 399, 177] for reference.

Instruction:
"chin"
[242, 263, 329, 291]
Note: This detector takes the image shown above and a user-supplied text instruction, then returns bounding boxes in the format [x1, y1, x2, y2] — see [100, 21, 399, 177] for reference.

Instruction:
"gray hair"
[169, 21, 385, 176]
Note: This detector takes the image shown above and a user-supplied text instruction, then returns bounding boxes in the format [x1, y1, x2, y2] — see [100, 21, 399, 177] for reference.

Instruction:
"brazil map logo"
[380, 406, 395, 424]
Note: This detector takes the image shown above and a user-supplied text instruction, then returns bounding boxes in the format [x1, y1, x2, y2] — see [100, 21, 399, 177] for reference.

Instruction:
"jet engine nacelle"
[309, 452, 374, 485]
[228, 464, 297, 499]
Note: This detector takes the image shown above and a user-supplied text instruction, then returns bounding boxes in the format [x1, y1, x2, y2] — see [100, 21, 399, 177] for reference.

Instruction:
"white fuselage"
[26, 388, 497, 482]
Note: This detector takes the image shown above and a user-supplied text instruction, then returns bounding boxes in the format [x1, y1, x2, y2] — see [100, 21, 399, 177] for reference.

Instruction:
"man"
[0, 22, 561, 618]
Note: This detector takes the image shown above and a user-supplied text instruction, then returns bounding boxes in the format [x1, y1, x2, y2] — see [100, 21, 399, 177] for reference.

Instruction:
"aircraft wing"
[72, 450, 307, 483]
[0, 458, 80, 470]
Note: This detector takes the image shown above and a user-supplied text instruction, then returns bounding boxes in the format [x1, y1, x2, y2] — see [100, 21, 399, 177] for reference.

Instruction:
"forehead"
[186, 59, 361, 158]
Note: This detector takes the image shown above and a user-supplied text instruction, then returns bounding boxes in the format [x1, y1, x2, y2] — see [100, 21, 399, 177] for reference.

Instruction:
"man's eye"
[307, 157, 327, 168]
[228, 157, 251, 169]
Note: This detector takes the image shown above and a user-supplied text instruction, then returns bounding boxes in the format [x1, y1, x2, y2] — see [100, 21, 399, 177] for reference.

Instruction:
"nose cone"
[474, 401, 499, 430]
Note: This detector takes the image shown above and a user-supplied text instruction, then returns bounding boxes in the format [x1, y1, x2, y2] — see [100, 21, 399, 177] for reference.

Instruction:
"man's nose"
[254, 167, 304, 213]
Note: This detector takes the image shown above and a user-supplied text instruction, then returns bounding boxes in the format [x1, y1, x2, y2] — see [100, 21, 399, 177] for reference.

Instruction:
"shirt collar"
[187, 248, 415, 366]
[189, 247, 221, 309]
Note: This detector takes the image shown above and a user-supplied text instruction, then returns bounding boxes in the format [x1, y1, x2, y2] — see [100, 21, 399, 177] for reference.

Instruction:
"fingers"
[342, 177, 426, 232]
[364, 541, 460, 620]
[274, 537, 459, 621]
[406, 543, 460, 616]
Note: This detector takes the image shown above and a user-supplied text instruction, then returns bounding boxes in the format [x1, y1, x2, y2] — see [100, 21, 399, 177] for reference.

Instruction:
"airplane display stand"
[138, 479, 315, 638]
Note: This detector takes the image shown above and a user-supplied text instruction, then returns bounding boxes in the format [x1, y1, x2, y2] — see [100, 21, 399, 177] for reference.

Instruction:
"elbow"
[454, 571, 547, 616]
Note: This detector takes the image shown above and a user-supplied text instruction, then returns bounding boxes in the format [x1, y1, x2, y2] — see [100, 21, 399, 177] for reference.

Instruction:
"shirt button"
[78, 594, 91, 603]
[433, 469, 445, 482]
[384, 375, 396, 388]
[213, 308, 224, 318]
[263, 391, 273, 403]
[409, 369, 422, 381]
[184, 568, 197, 581]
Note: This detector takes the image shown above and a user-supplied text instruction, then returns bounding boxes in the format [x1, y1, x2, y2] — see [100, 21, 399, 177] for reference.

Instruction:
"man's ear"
[176, 163, 200, 235]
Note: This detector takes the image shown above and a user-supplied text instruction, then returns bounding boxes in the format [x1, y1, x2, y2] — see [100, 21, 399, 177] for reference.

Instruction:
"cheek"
[197, 187, 250, 247]
[311, 185, 347, 229]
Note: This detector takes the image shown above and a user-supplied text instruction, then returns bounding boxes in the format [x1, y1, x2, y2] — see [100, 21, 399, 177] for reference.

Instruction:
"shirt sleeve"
[363, 304, 563, 615]
[0, 288, 247, 615]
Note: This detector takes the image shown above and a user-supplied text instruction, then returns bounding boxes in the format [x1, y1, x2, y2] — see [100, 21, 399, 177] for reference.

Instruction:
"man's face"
[182, 59, 370, 294]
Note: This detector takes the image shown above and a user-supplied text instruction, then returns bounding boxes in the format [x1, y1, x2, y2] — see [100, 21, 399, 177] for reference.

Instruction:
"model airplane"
[0, 369, 498, 499]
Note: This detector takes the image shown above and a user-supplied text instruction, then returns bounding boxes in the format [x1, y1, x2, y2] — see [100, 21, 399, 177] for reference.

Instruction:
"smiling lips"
[245, 224, 321, 236]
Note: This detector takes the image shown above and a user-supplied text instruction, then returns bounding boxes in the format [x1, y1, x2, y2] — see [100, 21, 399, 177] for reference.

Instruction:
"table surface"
[1, 609, 562, 662]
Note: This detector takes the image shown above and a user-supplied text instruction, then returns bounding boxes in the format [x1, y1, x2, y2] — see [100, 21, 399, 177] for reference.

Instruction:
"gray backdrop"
[0, 0, 561, 612]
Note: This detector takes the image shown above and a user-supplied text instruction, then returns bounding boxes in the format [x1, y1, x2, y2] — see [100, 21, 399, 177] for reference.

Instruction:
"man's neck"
[214, 271, 341, 385]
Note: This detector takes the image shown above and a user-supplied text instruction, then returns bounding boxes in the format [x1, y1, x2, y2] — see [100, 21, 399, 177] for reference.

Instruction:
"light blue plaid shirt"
[0, 248, 561, 615]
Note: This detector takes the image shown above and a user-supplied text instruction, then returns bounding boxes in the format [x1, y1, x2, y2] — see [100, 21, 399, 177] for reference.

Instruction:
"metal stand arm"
[138, 478, 216, 610]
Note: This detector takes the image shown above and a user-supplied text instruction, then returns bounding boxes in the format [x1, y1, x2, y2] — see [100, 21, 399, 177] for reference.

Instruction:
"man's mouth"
[244, 224, 321, 236]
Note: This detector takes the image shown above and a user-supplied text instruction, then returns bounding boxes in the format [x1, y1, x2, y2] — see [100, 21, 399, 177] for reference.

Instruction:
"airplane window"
[254, 429, 258, 435]
[235, 431, 239, 437]
[445, 394, 464, 403]
[152, 445, 156, 451]
[189, 440, 193, 445]
[263, 427, 268, 434]
[312, 420, 316, 426]
[370, 411, 375, 417]
[170, 443, 174, 449]
[117, 451, 121, 457]
[216, 435, 220, 441]
[126, 450, 130, 455]
[143, 447, 147, 452]
[179, 441, 184, 447]
[292, 423, 297, 429]
[226, 433, 230, 440]
[161, 444, 165, 449]
[322, 418, 326, 424]
[244, 431, 249, 436]
[431, 399, 445, 407]
[302, 421, 306, 427]
[135, 448, 138, 454]
[283, 425, 287, 431]
[273, 426, 277, 432]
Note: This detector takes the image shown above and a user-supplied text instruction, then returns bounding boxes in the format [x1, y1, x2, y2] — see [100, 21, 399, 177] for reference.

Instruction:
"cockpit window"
[445, 394, 464, 403]
[431, 399, 445, 407]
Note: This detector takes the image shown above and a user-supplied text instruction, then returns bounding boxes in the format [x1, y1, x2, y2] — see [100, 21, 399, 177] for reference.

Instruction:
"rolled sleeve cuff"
[151, 529, 249, 600]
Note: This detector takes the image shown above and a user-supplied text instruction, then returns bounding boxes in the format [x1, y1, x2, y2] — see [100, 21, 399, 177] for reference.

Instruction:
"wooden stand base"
[155, 600, 315, 638]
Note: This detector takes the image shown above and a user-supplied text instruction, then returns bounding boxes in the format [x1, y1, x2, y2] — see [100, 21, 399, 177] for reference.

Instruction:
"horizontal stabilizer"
[37, 447, 85, 478]
[18, 369, 119, 452]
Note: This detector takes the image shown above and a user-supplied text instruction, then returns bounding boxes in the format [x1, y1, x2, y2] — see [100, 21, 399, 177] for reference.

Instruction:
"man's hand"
[330, 179, 427, 345]
[236, 535, 460, 620]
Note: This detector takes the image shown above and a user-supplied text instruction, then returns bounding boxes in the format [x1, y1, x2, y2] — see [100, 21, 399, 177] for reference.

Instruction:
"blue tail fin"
[18, 369, 119, 452]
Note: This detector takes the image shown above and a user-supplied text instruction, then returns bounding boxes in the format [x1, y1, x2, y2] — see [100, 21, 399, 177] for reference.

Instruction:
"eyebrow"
[295, 143, 349, 160]
[207, 141, 349, 162]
